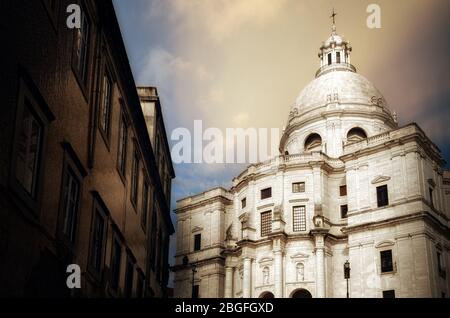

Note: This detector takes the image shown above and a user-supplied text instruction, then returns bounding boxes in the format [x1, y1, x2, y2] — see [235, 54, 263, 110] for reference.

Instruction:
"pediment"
[375, 240, 395, 248]
[192, 226, 203, 233]
[371, 175, 391, 185]
[290, 252, 310, 262]
[258, 257, 274, 265]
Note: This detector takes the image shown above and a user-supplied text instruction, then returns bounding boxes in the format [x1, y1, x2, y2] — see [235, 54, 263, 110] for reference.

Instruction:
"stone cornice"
[267, 231, 288, 242]
[310, 228, 330, 236]
[340, 123, 446, 166]
[175, 194, 232, 214]
[289, 198, 310, 203]
[230, 153, 344, 192]
[348, 195, 448, 222]
[257, 203, 275, 211]
[229, 231, 348, 250]
[236, 238, 268, 248]
[342, 211, 450, 239]
[220, 247, 242, 258]
[280, 105, 396, 151]
[171, 255, 225, 273]
[174, 243, 225, 258]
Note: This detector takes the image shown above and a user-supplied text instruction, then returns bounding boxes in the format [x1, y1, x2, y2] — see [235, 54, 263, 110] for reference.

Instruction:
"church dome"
[323, 33, 345, 47]
[280, 17, 398, 157]
[293, 70, 389, 114]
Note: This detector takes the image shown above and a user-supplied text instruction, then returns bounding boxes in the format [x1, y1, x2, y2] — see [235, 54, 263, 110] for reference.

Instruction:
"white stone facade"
[172, 25, 450, 298]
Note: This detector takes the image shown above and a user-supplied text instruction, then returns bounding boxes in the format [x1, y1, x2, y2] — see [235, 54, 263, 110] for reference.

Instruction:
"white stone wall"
[285, 114, 393, 157]
[348, 221, 430, 297]
[174, 125, 450, 298]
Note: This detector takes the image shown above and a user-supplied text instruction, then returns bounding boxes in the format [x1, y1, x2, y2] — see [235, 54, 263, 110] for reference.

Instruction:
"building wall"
[0, 0, 174, 297]
[285, 116, 392, 157]
[137, 87, 174, 203]
[173, 124, 450, 298]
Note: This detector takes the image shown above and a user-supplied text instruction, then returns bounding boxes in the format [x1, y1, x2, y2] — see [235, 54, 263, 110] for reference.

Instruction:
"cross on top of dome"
[330, 8, 337, 35]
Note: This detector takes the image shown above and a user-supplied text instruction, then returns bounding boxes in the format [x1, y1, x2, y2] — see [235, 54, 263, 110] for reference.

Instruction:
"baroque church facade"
[172, 22, 450, 298]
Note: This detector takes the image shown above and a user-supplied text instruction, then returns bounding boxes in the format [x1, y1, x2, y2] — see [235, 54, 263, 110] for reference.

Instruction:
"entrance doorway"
[259, 291, 275, 298]
[290, 289, 313, 298]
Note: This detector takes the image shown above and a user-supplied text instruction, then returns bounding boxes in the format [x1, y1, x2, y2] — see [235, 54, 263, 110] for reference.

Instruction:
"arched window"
[304, 133, 322, 152]
[347, 127, 367, 143]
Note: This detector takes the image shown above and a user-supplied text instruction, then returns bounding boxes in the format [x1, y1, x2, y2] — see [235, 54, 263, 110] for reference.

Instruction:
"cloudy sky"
[112, 0, 450, 284]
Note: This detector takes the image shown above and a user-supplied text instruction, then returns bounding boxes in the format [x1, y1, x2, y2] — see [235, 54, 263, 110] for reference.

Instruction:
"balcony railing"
[233, 151, 345, 184]
[315, 62, 356, 77]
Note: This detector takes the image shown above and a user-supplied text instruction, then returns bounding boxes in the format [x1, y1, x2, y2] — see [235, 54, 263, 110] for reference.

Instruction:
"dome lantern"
[317, 9, 355, 78]
[279, 11, 398, 157]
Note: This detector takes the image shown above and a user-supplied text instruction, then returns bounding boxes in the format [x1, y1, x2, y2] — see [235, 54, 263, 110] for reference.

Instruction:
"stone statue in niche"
[273, 205, 282, 221]
[263, 266, 270, 285]
[239, 270, 244, 290]
[296, 263, 305, 281]
[225, 224, 233, 241]
[239, 212, 249, 228]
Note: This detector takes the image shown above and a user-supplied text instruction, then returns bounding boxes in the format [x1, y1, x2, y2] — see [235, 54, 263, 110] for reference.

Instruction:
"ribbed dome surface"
[294, 70, 389, 113]
[323, 34, 345, 47]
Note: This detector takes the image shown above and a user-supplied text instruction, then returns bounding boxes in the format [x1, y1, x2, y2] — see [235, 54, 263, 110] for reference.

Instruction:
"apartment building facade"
[0, 0, 174, 297]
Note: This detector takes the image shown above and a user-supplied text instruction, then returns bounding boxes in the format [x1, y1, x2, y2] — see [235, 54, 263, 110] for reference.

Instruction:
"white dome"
[294, 70, 390, 114]
[280, 24, 398, 157]
[323, 34, 345, 47]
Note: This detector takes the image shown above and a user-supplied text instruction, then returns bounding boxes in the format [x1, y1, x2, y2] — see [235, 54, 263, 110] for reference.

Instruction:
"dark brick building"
[0, 0, 174, 297]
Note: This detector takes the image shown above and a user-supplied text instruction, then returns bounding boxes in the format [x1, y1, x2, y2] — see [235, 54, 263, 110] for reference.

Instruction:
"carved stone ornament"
[273, 205, 283, 221]
[239, 212, 249, 228]
[371, 175, 391, 184]
[226, 224, 234, 241]
[313, 215, 324, 228]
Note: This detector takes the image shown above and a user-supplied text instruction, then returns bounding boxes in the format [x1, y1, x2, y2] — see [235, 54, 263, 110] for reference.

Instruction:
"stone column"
[176, 220, 183, 252]
[224, 266, 234, 298]
[274, 250, 283, 298]
[314, 233, 326, 298]
[316, 247, 325, 297]
[243, 258, 252, 298]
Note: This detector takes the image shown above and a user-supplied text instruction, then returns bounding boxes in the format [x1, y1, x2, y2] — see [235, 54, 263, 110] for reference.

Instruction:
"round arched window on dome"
[304, 133, 322, 152]
[347, 127, 367, 143]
